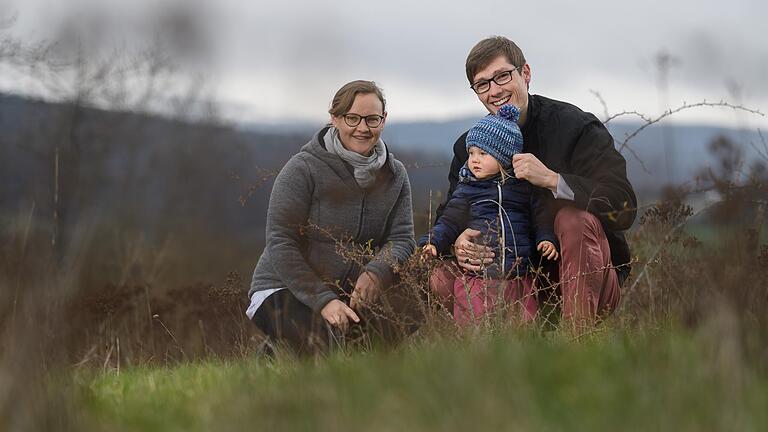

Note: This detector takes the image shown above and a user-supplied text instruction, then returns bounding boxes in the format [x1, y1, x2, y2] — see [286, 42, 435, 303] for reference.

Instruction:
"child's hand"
[422, 244, 438, 257]
[537, 241, 559, 261]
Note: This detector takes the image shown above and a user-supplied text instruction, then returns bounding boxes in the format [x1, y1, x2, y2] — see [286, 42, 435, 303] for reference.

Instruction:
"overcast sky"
[3, 0, 766, 128]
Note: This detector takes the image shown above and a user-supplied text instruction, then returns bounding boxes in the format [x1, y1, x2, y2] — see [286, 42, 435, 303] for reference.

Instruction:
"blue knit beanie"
[466, 104, 522, 169]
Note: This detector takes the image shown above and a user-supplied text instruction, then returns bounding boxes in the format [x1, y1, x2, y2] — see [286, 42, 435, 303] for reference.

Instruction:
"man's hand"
[512, 153, 558, 192]
[321, 299, 360, 334]
[350, 271, 382, 311]
[537, 241, 559, 260]
[454, 228, 494, 271]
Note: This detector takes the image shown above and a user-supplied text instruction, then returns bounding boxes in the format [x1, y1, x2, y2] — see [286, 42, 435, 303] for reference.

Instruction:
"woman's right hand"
[422, 244, 438, 257]
[454, 228, 495, 271]
[320, 299, 360, 334]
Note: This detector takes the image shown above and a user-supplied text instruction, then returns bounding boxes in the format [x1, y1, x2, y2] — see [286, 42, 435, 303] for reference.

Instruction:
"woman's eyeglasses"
[342, 113, 384, 128]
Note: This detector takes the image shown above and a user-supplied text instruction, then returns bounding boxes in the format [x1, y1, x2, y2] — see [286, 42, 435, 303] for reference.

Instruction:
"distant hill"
[0, 93, 309, 285]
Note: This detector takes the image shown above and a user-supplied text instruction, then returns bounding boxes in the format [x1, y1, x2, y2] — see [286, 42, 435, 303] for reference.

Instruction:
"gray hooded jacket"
[249, 127, 416, 313]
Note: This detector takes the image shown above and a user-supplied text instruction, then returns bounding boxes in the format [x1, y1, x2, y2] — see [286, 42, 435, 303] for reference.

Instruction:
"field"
[2, 107, 768, 430]
[72, 328, 768, 432]
[3, 190, 768, 431]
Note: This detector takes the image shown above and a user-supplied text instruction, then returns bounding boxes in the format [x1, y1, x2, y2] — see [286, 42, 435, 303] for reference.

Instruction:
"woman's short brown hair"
[465, 36, 526, 84]
[328, 80, 386, 117]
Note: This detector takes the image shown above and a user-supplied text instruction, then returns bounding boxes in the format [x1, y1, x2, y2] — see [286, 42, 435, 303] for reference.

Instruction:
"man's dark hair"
[466, 36, 526, 84]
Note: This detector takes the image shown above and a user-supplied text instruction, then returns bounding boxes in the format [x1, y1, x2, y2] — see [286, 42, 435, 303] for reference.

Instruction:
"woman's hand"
[537, 241, 559, 260]
[454, 228, 494, 271]
[422, 244, 438, 257]
[350, 271, 382, 311]
[320, 299, 360, 333]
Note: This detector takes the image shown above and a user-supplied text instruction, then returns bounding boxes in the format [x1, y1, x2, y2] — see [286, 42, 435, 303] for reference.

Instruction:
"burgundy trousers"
[429, 207, 620, 328]
[555, 206, 621, 328]
[452, 275, 538, 326]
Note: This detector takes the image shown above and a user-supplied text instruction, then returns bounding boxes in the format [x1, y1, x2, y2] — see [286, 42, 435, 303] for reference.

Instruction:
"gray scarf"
[324, 127, 387, 188]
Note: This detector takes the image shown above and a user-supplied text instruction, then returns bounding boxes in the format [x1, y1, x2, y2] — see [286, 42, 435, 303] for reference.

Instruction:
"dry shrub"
[62, 272, 252, 367]
[623, 177, 768, 369]
[0, 220, 258, 372]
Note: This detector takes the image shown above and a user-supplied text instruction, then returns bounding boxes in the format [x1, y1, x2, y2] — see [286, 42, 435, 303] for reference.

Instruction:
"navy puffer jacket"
[419, 167, 557, 277]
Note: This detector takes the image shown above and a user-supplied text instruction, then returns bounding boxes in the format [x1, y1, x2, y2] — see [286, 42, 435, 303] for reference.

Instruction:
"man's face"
[472, 55, 530, 116]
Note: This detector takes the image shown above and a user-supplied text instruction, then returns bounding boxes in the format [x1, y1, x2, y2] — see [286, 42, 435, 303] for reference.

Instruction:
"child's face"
[468, 146, 502, 179]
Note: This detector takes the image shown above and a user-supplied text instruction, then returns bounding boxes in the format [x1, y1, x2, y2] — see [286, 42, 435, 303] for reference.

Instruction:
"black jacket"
[437, 94, 637, 282]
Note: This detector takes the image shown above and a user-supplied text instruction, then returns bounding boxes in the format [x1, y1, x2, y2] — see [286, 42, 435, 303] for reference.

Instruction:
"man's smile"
[491, 96, 510, 107]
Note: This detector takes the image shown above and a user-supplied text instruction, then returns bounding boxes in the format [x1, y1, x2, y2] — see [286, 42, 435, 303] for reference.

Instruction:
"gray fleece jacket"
[249, 127, 416, 313]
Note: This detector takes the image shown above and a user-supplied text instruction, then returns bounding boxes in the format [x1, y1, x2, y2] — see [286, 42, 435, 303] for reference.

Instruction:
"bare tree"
[0, 9, 216, 264]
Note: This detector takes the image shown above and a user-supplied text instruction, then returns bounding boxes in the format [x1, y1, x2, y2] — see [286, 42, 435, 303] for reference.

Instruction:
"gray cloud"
[3, 0, 766, 124]
[673, 29, 768, 100]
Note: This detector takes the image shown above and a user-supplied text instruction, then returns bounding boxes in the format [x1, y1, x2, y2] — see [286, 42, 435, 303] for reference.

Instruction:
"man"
[431, 36, 637, 330]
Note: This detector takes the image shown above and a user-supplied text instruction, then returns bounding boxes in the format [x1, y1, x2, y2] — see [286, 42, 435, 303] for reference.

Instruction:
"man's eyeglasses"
[342, 113, 385, 128]
[470, 66, 522, 94]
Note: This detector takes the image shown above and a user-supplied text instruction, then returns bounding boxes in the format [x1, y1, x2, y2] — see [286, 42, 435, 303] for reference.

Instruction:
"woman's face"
[331, 93, 387, 156]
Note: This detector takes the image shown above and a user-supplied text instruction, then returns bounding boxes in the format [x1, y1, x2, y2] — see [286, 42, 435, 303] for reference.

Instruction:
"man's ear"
[522, 63, 532, 88]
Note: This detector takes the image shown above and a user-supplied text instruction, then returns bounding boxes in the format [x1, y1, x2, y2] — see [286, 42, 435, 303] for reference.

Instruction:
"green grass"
[72, 327, 768, 432]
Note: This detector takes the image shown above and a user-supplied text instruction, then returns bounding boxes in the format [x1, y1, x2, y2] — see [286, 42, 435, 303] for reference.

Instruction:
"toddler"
[419, 105, 558, 325]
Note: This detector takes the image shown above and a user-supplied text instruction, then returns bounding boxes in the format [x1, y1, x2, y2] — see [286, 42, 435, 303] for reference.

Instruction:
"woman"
[246, 80, 416, 354]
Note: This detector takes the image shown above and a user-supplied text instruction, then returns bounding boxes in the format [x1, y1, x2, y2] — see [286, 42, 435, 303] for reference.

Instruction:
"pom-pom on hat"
[466, 104, 523, 168]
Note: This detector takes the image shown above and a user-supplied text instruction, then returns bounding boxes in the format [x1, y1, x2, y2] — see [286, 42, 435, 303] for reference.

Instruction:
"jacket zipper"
[340, 190, 366, 295]
[497, 182, 506, 276]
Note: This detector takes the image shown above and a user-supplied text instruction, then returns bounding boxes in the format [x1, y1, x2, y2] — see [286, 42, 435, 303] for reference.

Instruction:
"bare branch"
[618, 101, 765, 153]
[604, 110, 653, 125]
[750, 129, 768, 162]
[620, 141, 652, 174]
[589, 89, 610, 122]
